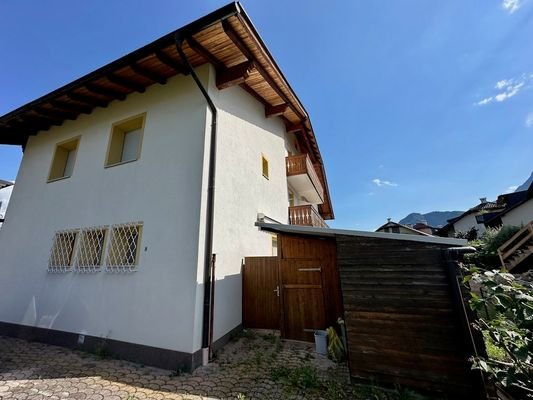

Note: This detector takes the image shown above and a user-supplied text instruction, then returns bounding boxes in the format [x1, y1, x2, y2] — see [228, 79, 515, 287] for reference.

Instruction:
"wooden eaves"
[0, 2, 334, 219]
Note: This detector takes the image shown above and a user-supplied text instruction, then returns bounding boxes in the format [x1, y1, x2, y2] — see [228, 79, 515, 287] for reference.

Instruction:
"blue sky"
[0, 0, 532, 230]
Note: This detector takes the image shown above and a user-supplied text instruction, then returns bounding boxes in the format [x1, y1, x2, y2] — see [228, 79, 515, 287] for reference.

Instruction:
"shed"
[243, 223, 484, 397]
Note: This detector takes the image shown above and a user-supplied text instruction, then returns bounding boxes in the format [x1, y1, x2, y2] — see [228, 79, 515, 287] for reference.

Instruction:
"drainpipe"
[174, 33, 218, 363]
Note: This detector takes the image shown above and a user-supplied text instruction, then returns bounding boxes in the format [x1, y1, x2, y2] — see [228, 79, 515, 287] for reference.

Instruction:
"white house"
[0, 2, 333, 371]
[0, 179, 14, 228]
[437, 198, 503, 237]
[485, 182, 533, 229]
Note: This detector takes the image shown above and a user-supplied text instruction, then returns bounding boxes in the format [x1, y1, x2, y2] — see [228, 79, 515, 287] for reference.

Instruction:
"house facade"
[437, 198, 503, 237]
[0, 3, 333, 371]
[375, 219, 431, 236]
[0, 179, 14, 228]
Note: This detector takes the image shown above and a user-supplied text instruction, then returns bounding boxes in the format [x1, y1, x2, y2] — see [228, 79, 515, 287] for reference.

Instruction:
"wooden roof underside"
[0, 3, 333, 219]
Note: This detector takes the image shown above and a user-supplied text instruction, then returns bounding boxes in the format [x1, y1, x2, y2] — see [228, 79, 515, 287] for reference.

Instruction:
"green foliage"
[455, 226, 479, 241]
[464, 226, 521, 269]
[464, 267, 533, 396]
[270, 365, 320, 390]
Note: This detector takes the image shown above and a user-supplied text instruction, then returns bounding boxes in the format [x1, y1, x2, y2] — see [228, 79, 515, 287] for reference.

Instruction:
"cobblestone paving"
[0, 332, 350, 400]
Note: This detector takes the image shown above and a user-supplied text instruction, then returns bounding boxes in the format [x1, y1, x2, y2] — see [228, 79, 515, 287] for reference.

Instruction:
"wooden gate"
[242, 256, 280, 330]
[243, 234, 342, 342]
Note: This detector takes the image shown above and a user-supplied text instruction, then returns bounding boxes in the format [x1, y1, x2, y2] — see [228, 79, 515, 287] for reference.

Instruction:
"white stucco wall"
[453, 213, 486, 235]
[502, 199, 533, 227]
[0, 67, 212, 353]
[206, 66, 293, 341]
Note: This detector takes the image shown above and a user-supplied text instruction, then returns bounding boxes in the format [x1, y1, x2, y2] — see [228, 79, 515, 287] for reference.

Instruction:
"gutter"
[173, 3, 241, 363]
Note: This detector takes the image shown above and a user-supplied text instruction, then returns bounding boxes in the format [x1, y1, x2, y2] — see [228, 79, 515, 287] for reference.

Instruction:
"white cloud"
[504, 185, 519, 193]
[502, 0, 522, 13]
[526, 112, 533, 127]
[475, 75, 529, 106]
[372, 178, 398, 187]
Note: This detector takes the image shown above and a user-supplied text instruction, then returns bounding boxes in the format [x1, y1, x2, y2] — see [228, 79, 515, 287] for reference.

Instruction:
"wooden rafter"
[222, 20, 305, 121]
[86, 83, 126, 100]
[107, 73, 146, 93]
[67, 92, 108, 108]
[130, 63, 167, 85]
[186, 36, 224, 69]
[216, 61, 255, 90]
[155, 51, 188, 74]
[50, 100, 92, 115]
[265, 104, 288, 118]
[35, 107, 77, 121]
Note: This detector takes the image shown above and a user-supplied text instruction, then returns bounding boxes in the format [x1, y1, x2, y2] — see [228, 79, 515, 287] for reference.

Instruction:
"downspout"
[174, 34, 218, 361]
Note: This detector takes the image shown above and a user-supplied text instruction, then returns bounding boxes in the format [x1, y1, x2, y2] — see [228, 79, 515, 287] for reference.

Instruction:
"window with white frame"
[106, 222, 142, 271]
[48, 230, 79, 272]
[75, 227, 107, 271]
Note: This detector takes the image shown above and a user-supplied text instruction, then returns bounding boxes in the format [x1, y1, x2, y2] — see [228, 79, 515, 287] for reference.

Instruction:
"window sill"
[104, 158, 139, 169]
[47, 175, 72, 183]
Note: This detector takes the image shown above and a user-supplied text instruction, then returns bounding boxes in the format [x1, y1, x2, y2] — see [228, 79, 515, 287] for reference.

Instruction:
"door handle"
[274, 285, 280, 297]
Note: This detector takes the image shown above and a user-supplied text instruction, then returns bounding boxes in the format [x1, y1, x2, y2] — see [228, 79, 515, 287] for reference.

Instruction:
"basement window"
[48, 230, 79, 272]
[106, 222, 143, 272]
[48, 137, 80, 181]
[105, 113, 145, 167]
[75, 227, 107, 272]
[262, 155, 269, 179]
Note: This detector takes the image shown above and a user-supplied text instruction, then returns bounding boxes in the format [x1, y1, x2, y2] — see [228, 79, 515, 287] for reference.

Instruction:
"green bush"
[464, 268, 533, 397]
[465, 226, 521, 269]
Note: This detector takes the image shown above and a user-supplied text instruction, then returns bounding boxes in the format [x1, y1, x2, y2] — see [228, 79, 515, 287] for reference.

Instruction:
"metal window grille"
[48, 230, 78, 273]
[106, 222, 142, 272]
[75, 227, 107, 273]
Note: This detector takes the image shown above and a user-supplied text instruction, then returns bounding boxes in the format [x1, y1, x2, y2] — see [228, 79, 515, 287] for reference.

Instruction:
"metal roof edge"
[256, 222, 468, 246]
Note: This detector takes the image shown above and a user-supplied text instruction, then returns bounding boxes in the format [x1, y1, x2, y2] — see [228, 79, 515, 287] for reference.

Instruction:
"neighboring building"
[411, 222, 438, 235]
[376, 219, 431, 236]
[437, 198, 503, 237]
[0, 180, 14, 226]
[485, 181, 533, 228]
[0, 3, 333, 371]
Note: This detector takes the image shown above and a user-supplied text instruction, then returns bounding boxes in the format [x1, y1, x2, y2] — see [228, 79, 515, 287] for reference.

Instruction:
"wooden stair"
[498, 221, 533, 271]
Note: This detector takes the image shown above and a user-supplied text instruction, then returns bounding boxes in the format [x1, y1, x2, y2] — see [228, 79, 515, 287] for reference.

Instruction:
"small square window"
[48, 137, 80, 181]
[75, 227, 107, 271]
[105, 113, 145, 167]
[262, 155, 269, 179]
[106, 223, 142, 271]
[48, 230, 79, 272]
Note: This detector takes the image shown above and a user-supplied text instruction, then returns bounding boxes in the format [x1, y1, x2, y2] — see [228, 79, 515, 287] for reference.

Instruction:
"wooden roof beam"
[155, 51, 188, 75]
[50, 100, 92, 115]
[286, 123, 305, 133]
[222, 21, 305, 121]
[216, 61, 255, 90]
[67, 92, 108, 108]
[86, 83, 126, 100]
[186, 36, 224, 69]
[35, 107, 77, 121]
[25, 113, 62, 126]
[131, 63, 167, 85]
[107, 73, 146, 93]
[265, 104, 288, 118]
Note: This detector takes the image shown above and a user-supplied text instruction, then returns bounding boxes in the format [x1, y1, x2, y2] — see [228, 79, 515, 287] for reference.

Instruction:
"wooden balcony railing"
[497, 221, 533, 271]
[289, 205, 328, 228]
[286, 154, 324, 203]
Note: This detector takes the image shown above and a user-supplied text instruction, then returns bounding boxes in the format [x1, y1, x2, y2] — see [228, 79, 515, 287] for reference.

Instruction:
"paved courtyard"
[0, 332, 360, 400]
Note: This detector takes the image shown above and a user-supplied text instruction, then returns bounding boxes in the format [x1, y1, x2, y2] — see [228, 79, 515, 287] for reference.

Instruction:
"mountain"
[515, 171, 533, 192]
[399, 211, 463, 228]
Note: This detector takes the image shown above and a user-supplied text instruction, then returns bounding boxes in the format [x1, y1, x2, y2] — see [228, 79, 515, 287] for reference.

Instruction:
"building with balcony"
[0, 3, 333, 372]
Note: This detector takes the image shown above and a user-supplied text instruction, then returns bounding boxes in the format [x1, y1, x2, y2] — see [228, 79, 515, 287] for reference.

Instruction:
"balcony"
[286, 154, 324, 204]
[289, 205, 328, 228]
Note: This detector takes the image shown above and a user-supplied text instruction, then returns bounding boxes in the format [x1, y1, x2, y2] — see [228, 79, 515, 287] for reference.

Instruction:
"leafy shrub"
[465, 226, 521, 269]
[464, 268, 533, 396]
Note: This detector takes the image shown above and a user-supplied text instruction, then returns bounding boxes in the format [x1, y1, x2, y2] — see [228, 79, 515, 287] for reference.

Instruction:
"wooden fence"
[337, 235, 483, 397]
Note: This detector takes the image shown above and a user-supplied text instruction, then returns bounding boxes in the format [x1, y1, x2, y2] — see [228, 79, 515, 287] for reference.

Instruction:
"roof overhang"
[257, 222, 468, 246]
[0, 1, 334, 219]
